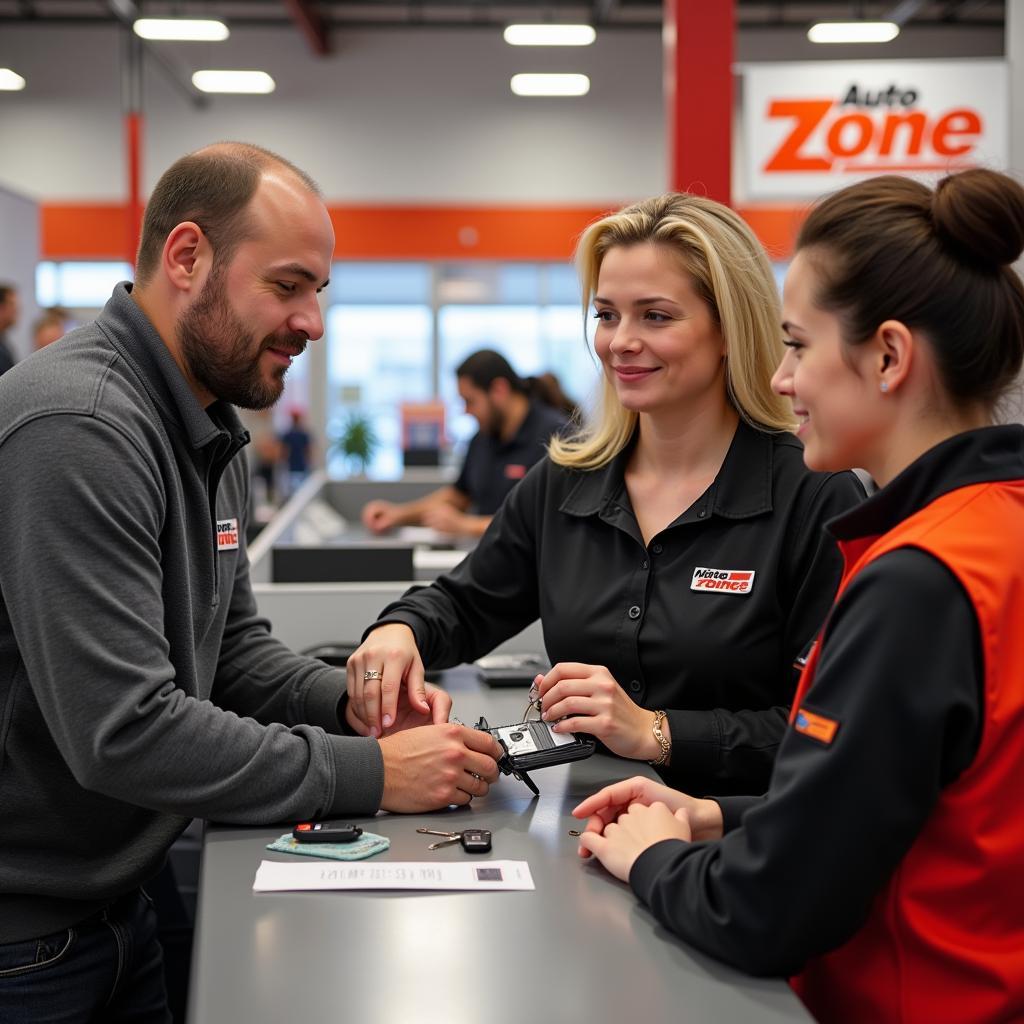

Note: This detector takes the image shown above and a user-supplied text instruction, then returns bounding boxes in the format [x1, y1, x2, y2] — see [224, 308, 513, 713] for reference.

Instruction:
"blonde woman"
[347, 194, 863, 795]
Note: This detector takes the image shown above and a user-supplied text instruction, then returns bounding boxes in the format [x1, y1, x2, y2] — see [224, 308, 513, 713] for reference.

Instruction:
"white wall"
[0, 21, 1003, 205]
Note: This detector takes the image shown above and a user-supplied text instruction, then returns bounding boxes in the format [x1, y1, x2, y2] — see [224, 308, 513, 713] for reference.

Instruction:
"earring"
[880, 381, 889, 393]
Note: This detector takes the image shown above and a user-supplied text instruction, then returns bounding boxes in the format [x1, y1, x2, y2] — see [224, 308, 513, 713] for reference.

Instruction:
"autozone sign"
[742, 60, 1008, 200]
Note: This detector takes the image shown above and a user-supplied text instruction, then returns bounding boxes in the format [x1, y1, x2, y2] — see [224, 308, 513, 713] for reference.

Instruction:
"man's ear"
[489, 377, 512, 403]
[869, 319, 914, 395]
[161, 222, 211, 295]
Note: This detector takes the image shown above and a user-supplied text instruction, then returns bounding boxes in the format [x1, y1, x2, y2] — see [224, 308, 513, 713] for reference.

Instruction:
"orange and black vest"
[790, 480, 1024, 1024]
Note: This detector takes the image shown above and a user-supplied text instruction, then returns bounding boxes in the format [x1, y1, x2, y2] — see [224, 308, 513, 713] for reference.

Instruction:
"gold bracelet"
[649, 709, 671, 767]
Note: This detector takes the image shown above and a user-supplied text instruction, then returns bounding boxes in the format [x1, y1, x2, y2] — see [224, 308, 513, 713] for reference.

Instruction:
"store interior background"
[1, 1, 1020, 480]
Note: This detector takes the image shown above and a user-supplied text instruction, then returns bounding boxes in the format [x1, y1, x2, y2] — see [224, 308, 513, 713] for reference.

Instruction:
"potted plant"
[332, 412, 378, 476]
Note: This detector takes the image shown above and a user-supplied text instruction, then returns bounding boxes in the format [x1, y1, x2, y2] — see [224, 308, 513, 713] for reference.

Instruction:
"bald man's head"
[134, 142, 322, 285]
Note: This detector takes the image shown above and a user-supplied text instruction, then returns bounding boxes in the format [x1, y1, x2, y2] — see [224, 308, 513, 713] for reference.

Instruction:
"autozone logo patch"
[764, 83, 982, 175]
[216, 518, 239, 551]
[690, 567, 755, 594]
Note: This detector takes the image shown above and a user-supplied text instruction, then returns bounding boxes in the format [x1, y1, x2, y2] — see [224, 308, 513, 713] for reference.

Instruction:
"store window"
[36, 261, 133, 309]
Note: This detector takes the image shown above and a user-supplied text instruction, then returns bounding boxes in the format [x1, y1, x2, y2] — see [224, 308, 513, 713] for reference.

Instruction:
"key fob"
[293, 822, 363, 844]
[460, 828, 492, 853]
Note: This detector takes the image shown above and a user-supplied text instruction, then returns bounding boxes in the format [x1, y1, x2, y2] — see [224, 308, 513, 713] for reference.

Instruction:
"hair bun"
[932, 168, 1024, 270]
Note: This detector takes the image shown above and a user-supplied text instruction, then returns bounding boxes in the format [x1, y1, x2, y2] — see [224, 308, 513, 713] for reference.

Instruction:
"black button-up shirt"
[453, 400, 567, 515]
[375, 419, 865, 794]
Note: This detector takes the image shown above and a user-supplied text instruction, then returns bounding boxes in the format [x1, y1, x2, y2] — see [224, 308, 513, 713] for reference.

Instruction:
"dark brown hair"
[797, 169, 1024, 408]
[134, 142, 321, 285]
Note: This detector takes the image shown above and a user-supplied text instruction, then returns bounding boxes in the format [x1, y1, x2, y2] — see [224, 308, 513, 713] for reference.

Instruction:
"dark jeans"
[0, 889, 172, 1023]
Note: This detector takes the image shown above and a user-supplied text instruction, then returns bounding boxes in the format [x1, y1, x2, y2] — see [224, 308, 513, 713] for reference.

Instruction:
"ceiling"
[0, 0, 1005, 33]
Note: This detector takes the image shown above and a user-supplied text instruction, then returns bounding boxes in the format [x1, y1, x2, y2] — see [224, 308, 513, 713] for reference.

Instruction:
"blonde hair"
[549, 193, 793, 471]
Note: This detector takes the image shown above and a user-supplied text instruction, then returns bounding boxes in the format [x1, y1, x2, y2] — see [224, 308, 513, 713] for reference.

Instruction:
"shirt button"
[641, 560, 648, 570]
[652, 543, 663, 555]
[628, 605, 641, 619]
[698, 509, 706, 518]
[629, 679, 642, 694]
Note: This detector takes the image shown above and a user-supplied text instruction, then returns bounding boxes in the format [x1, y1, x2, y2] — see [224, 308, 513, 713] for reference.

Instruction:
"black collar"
[828, 425, 1024, 542]
[559, 418, 776, 522]
[97, 282, 248, 452]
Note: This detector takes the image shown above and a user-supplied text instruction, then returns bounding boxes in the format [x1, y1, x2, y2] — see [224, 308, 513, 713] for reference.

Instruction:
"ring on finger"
[363, 669, 382, 681]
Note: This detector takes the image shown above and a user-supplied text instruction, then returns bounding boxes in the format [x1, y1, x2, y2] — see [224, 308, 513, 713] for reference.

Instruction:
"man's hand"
[537, 663, 663, 761]
[421, 503, 468, 536]
[347, 624, 427, 737]
[378, 724, 503, 812]
[571, 775, 723, 858]
[362, 499, 402, 534]
[577, 801, 693, 883]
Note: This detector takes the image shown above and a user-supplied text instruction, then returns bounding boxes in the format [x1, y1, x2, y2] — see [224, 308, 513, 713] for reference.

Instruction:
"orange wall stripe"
[41, 202, 810, 263]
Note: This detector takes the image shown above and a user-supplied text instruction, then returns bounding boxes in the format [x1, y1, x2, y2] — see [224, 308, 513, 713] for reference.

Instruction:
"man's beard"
[177, 269, 306, 410]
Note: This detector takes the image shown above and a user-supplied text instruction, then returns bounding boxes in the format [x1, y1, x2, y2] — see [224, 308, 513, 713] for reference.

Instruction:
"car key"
[459, 828, 491, 853]
[293, 822, 363, 843]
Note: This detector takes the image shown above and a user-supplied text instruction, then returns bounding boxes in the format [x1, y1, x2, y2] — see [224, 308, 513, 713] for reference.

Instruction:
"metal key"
[427, 835, 463, 851]
[416, 828, 460, 839]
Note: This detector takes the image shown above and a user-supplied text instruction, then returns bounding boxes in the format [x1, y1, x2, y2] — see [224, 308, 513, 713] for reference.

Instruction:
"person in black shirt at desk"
[348, 193, 864, 796]
[361, 349, 567, 538]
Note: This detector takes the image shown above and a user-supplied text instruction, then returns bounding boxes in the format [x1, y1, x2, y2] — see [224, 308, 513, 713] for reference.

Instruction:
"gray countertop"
[187, 675, 810, 1023]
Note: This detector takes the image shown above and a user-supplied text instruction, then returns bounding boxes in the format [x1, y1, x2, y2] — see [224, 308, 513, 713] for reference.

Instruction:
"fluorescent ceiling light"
[0, 68, 26, 91]
[134, 18, 229, 41]
[192, 70, 276, 94]
[510, 73, 590, 97]
[504, 24, 596, 46]
[808, 21, 899, 43]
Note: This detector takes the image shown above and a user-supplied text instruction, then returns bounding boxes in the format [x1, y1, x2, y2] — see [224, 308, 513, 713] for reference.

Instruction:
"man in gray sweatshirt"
[0, 143, 500, 1023]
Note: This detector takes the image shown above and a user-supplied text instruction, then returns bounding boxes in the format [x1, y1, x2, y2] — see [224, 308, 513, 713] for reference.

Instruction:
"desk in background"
[187, 672, 810, 1024]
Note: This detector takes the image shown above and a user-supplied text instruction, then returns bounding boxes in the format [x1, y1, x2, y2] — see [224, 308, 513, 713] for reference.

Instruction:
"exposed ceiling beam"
[284, 0, 331, 55]
[105, 0, 208, 109]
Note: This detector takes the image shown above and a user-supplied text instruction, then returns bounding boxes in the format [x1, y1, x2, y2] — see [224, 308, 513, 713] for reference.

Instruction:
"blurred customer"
[32, 307, 70, 350]
[246, 408, 282, 505]
[0, 283, 19, 376]
[280, 408, 314, 497]
[361, 349, 567, 538]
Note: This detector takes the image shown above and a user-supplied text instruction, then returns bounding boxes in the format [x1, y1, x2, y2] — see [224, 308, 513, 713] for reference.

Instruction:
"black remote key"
[460, 828, 492, 853]
[293, 822, 363, 843]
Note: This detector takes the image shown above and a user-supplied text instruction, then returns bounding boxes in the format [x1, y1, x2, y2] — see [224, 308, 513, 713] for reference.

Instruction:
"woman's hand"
[537, 662, 663, 760]
[572, 775, 724, 861]
[346, 624, 430, 737]
[577, 802, 693, 883]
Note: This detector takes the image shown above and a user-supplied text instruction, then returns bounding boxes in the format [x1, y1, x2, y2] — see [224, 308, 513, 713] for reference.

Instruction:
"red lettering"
[763, 99, 834, 172]
[827, 113, 873, 158]
[931, 108, 982, 156]
[878, 111, 927, 156]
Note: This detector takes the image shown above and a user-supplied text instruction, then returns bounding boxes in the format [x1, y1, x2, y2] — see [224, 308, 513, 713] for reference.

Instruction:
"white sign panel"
[742, 60, 1008, 201]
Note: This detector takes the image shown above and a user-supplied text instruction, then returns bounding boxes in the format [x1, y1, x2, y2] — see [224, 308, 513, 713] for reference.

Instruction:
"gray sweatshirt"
[0, 284, 383, 942]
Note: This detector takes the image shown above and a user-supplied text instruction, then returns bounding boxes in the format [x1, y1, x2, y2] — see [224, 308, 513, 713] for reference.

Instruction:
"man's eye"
[278, 281, 297, 294]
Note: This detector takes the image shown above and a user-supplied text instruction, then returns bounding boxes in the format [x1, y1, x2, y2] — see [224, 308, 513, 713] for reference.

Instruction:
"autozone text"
[690, 567, 755, 594]
[763, 82, 982, 174]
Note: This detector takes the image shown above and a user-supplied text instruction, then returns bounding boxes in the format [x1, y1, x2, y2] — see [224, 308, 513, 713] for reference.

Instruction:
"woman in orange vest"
[573, 167, 1024, 1024]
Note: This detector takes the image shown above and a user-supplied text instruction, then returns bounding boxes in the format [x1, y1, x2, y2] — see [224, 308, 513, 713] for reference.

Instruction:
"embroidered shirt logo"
[216, 518, 239, 552]
[690, 567, 755, 594]
[794, 707, 840, 745]
[504, 463, 527, 480]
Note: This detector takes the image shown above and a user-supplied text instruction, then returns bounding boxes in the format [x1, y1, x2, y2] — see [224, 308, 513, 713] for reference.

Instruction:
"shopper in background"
[574, 169, 1024, 1024]
[348, 192, 863, 798]
[0, 282, 19, 376]
[31, 306, 70, 349]
[361, 348, 567, 538]
[280, 407, 314, 497]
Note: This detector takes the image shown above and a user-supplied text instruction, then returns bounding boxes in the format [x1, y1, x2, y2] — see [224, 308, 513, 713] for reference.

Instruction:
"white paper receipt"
[253, 859, 534, 893]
